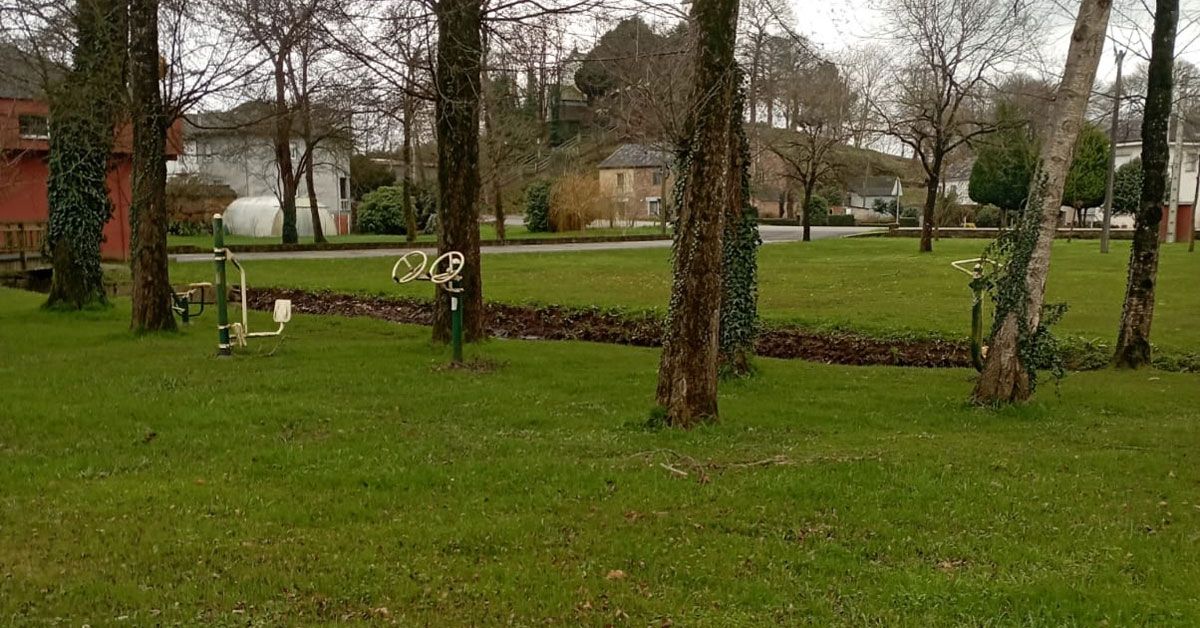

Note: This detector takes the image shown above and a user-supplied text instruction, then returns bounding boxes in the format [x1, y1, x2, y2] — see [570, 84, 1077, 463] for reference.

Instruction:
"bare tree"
[767, 61, 853, 240]
[655, 0, 740, 427]
[875, 0, 1033, 252]
[972, 0, 1113, 404]
[1113, 0, 1180, 368]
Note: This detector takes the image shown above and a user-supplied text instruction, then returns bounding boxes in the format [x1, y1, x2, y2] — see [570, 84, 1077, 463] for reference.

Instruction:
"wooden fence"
[0, 221, 47, 270]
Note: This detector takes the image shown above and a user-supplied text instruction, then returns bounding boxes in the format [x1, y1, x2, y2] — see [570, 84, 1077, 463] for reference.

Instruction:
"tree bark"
[481, 44, 506, 243]
[1113, 0, 1178, 368]
[655, 0, 740, 428]
[402, 98, 417, 243]
[273, 55, 299, 244]
[128, 0, 176, 331]
[801, 182, 814, 242]
[919, 164, 941, 253]
[973, 0, 1112, 403]
[431, 0, 485, 343]
[304, 155, 325, 242]
[45, 0, 126, 309]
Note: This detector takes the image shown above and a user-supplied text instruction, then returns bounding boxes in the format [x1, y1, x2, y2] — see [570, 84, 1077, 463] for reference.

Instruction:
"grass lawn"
[167, 224, 668, 248]
[2, 288, 1200, 625]
[171, 237, 1200, 353]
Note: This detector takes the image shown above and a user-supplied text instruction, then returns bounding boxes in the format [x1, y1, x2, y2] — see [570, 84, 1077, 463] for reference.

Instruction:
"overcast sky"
[795, 0, 1200, 88]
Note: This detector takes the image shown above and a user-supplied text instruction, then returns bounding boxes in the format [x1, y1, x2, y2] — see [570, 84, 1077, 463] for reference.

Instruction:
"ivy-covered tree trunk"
[272, 55, 300, 244]
[1113, 0, 1178, 368]
[45, 0, 127, 309]
[655, 0, 740, 428]
[431, 0, 485, 343]
[719, 77, 760, 376]
[972, 0, 1112, 404]
[128, 0, 176, 331]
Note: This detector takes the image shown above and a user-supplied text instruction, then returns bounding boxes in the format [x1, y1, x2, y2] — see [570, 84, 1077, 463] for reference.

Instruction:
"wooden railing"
[0, 221, 47, 270]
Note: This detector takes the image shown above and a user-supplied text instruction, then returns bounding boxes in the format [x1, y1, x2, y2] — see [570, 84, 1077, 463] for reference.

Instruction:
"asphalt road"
[171, 225, 883, 263]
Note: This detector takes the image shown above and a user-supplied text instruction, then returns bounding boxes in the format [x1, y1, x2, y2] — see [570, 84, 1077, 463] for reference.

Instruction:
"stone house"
[597, 144, 673, 219]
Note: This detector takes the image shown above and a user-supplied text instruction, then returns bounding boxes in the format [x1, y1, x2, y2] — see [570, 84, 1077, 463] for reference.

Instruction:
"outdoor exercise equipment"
[171, 282, 214, 324]
[951, 258, 997, 372]
[212, 213, 292, 356]
[391, 250, 467, 363]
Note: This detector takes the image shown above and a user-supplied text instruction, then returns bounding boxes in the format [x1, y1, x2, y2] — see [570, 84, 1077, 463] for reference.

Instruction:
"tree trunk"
[481, 46, 506, 243]
[801, 183, 814, 242]
[128, 0, 176, 331]
[273, 55, 299, 244]
[401, 98, 417, 242]
[45, 0, 126, 309]
[973, 0, 1112, 403]
[655, 0, 740, 428]
[785, 188, 794, 219]
[1113, 0, 1178, 368]
[919, 164, 941, 253]
[718, 76, 759, 376]
[431, 0, 485, 343]
[304, 155, 325, 243]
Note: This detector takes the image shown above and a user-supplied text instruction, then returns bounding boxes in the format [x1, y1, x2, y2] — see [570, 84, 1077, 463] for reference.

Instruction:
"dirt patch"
[244, 287, 973, 368]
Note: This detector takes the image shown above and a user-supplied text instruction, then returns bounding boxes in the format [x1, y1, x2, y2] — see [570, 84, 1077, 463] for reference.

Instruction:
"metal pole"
[969, 264, 986, 372]
[214, 214, 231, 357]
[450, 278, 464, 364]
[1101, 49, 1124, 254]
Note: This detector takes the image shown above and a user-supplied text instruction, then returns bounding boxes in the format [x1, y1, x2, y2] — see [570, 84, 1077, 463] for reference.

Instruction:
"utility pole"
[1166, 111, 1184, 243]
[1101, 48, 1125, 254]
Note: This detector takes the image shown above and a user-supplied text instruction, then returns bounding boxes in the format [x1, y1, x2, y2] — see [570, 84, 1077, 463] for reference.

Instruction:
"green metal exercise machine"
[212, 213, 292, 356]
[951, 257, 997, 372]
[391, 250, 467, 364]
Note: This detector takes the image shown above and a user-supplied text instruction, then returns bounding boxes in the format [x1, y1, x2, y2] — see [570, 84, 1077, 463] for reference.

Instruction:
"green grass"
[1, 287, 1199, 624]
[170, 237, 1200, 352]
[167, 224, 667, 248]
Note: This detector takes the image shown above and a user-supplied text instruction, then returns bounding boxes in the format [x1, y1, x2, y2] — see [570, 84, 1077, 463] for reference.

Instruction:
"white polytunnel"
[221, 196, 338, 238]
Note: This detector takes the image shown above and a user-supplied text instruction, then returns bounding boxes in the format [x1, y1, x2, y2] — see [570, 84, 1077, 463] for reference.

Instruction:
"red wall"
[1159, 204, 1195, 243]
[0, 152, 133, 261]
[1, 96, 179, 261]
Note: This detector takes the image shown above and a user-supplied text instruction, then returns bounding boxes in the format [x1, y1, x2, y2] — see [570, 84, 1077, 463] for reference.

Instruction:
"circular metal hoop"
[428, 251, 465, 284]
[392, 251, 429, 283]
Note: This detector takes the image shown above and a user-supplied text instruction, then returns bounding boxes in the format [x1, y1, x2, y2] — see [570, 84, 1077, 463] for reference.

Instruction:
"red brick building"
[1, 73, 181, 261]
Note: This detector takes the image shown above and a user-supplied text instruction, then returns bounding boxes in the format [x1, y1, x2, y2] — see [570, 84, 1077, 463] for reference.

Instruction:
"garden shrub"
[524, 180, 552, 232]
[974, 204, 1002, 228]
[550, 173, 608, 232]
[356, 186, 406, 235]
[899, 217, 919, 228]
[357, 183, 436, 235]
[828, 214, 856, 226]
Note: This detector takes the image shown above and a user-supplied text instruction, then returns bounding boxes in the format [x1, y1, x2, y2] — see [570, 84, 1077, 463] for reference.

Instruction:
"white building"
[1113, 140, 1200, 238]
[168, 102, 353, 221]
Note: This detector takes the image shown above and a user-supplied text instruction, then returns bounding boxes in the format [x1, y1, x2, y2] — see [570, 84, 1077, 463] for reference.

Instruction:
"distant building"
[846, 176, 902, 211]
[168, 101, 353, 224]
[597, 144, 674, 218]
[1113, 140, 1199, 241]
[0, 48, 181, 261]
[943, 160, 975, 205]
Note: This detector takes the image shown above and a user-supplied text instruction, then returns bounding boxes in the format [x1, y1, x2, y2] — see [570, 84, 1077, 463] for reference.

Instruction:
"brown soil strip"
[245, 287, 973, 368]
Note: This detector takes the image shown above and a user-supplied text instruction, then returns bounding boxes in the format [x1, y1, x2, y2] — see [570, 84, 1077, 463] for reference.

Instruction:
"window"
[18, 115, 49, 140]
[616, 172, 626, 192]
[1188, 151, 1200, 173]
[652, 169, 663, 186]
[648, 197, 662, 216]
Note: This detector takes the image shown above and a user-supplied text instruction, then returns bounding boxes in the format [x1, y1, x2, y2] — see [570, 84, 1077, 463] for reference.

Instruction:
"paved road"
[171, 225, 883, 263]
